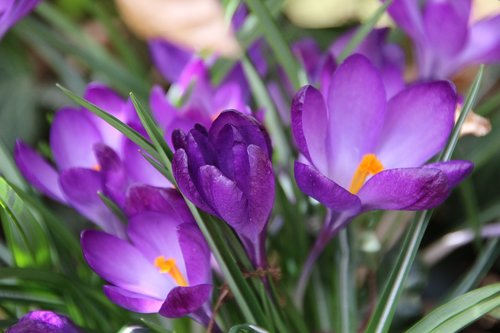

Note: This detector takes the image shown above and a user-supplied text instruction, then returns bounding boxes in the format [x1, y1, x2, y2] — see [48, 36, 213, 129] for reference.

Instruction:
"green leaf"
[243, 0, 306, 90]
[0, 178, 51, 267]
[406, 283, 500, 333]
[229, 324, 270, 333]
[337, 0, 394, 63]
[365, 66, 485, 333]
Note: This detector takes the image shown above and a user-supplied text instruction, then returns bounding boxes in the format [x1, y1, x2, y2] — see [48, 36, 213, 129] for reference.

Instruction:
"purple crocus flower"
[6, 310, 80, 333]
[386, 0, 500, 80]
[14, 83, 169, 237]
[172, 111, 275, 267]
[0, 0, 42, 39]
[81, 186, 213, 323]
[293, 54, 473, 233]
[292, 53, 473, 300]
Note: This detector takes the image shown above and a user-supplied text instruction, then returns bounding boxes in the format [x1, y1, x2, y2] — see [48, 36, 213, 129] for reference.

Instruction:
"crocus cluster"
[0, 0, 41, 39]
[387, 0, 500, 80]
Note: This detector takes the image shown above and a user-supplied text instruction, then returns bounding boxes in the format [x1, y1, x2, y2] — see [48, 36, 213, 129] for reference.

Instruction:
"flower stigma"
[349, 154, 384, 194]
[154, 256, 188, 286]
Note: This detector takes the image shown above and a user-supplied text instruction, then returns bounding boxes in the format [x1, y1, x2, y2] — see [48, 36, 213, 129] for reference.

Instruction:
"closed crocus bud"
[172, 111, 275, 267]
[6, 310, 80, 333]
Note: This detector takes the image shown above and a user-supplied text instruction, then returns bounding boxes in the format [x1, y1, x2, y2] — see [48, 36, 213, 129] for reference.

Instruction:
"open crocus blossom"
[386, 0, 500, 80]
[81, 187, 212, 323]
[292, 54, 473, 238]
[14, 83, 169, 238]
[0, 0, 42, 39]
[172, 111, 274, 267]
[6, 310, 80, 333]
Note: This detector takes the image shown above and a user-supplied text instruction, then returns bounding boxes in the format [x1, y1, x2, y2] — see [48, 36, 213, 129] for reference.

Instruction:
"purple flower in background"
[330, 28, 406, 99]
[14, 83, 169, 237]
[0, 0, 41, 39]
[172, 111, 274, 267]
[292, 54, 473, 235]
[6, 310, 80, 333]
[81, 186, 213, 322]
[387, 0, 500, 80]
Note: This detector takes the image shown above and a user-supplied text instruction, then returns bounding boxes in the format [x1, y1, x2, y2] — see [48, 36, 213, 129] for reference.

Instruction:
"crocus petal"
[213, 82, 246, 115]
[387, 0, 424, 40]
[209, 111, 272, 159]
[14, 141, 66, 203]
[454, 15, 500, 67]
[150, 86, 177, 131]
[59, 168, 125, 238]
[81, 230, 170, 299]
[6, 310, 79, 333]
[159, 284, 212, 318]
[148, 39, 193, 83]
[94, 144, 128, 208]
[291, 85, 329, 175]
[83, 83, 132, 153]
[294, 162, 361, 213]
[327, 54, 387, 188]
[128, 211, 186, 279]
[357, 167, 449, 211]
[375, 81, 456, 169]
[123, 139, 171, 188]
[50, 108, 101, 170]
[103, 285, 163, 313]
[172, 149, 214, 214]
[198, 165, 249, 234]
[178, 223, 211, 286]
[424, 160, 473, 189]
[423, 0, 470, 56]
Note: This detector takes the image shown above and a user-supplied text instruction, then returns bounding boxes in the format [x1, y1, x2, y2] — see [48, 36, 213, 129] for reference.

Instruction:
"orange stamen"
[154, 256, 188, 287]
[92, 164, 101, 172]
[348, 154, 384, 194]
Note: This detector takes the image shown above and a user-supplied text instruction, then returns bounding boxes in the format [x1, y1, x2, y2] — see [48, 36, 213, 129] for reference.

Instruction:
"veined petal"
[424, 160, 473, 189]
[375, 81, 456, 169]
[103, 285, 163, 313]
[59, 168, 125, 238]
[128, 211, 186, 281]
[291, 85, 329, 174]
[294, 162, 361, 213]
[172, 149, 214, 214]
[178, 223, 211, 286]
[326, 54, 386, 187]
[94, 144, 128, 208]
[14, 141, 66, 203]
[81, 230, 170, 299]
[159, 284, 212, 318]
[198, 165, 248, 233]
[357, 167, 449, 211]
[50, 107, 101, 171]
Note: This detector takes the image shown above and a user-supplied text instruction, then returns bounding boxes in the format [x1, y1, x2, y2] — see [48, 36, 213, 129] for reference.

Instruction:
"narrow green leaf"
[406, 283, 500, 333]
[98, 192, 127, 224]
[57, 84, 158, 160]
[241, 57, 291, 166]
[243, 0, 306, 90]
[0, 178, 51, 267]
[365, 66, 485, 333]
[337, 0, 394, 63]
[0, 140, 26, 190]
[229, 324, 270, 333]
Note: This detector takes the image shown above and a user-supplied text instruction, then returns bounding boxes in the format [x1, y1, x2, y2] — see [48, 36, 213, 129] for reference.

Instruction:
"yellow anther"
[348, 154, 384, 194]
[154, 256, 188, 287]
